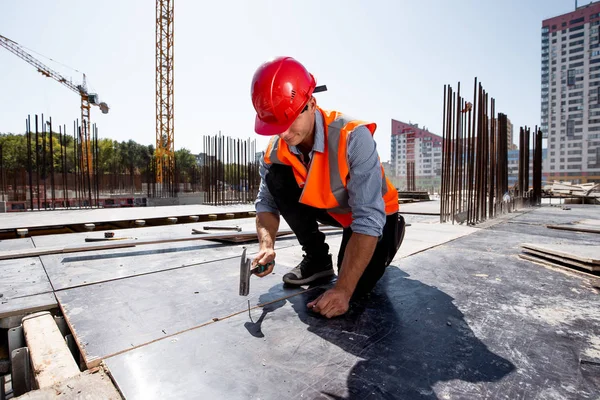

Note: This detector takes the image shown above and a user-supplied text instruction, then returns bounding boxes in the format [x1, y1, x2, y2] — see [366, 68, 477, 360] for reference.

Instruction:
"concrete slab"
[0, 238, 35, 252]
[0, 293, 57, 320]
[55, 250, 312, 367]
[103, 222, 600, 399]
[0, 257, 53, 300]
[41, 236, 302, 291]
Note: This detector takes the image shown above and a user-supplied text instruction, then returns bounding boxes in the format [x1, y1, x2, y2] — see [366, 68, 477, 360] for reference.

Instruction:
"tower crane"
[156, 0, 175, 185]
[0, 33, 109, 176]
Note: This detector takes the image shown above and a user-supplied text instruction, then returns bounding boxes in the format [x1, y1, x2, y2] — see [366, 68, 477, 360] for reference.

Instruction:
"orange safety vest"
[263, 106, 399, 228]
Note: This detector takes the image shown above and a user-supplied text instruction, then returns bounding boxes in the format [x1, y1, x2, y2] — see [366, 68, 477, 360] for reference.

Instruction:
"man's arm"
[253, 211, 280, 276]
[308, 126, 385, 317]
[253, 154, 281, 277]
[336, 125, 386, 293]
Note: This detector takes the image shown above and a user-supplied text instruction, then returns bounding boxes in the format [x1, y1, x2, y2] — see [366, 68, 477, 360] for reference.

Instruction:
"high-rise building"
[507, 117, 517, 150]
[541, 2, 600, 183]
[489, 115, 517, 150]
[390, 119, 443, 191]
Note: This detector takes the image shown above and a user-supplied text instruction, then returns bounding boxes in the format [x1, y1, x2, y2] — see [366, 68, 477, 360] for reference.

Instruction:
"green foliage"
[0, 133, 28, 169]
[175, 148, 196, 171]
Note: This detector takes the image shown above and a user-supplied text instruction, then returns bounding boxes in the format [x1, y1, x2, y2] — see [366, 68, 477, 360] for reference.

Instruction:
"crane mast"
[155, 0, 175, 186]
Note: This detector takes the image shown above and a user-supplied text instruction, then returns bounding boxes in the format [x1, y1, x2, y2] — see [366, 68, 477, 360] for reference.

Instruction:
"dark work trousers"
[265, 164, 406, 296]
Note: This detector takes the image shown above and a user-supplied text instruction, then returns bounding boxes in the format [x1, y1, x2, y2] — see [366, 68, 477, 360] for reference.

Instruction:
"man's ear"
[308, 96, 317, 112]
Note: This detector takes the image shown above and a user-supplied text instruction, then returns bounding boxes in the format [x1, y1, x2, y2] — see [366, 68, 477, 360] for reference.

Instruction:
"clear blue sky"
[0, 0, 586, 162]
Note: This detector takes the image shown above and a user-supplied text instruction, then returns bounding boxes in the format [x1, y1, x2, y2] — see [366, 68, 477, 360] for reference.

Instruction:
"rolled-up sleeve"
[254, 154, 280, 215]
[346, 126, 386, 237]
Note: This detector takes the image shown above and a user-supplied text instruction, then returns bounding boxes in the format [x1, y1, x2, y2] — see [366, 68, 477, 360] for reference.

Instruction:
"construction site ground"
[1, 202, 599, 399]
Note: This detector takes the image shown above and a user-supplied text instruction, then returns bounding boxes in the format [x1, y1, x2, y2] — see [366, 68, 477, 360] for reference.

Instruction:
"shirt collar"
[289, 109, 325, 155]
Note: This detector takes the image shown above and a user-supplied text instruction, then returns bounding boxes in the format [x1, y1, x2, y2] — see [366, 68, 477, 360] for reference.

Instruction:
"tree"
[175, 148, 196, 171]
[0, 133, 28, 170]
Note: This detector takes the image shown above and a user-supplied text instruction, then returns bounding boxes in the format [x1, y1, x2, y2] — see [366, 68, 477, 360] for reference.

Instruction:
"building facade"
[390, 120, 443, 192]
[507, 117, 517, 150]
[508, 148, 549, 189]
[541, 2, 600, 183]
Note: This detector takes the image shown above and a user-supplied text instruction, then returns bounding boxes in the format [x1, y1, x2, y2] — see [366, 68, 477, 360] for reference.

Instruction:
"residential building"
[507, 118, 517, 150]
[541, 2, 600, 183]
[508, 148, 549, 188]
[390, 120, 443, 192]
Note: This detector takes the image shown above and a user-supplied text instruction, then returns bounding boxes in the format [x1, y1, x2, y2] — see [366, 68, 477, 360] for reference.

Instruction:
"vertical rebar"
[27, 116, 34, 210]
[49, 117, 55, 209]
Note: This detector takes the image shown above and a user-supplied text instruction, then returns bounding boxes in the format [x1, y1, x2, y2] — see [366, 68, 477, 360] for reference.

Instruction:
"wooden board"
[518, 253, 600, 281]
[546, 224, 600, 234]
[41, 238, 301, 291]
[521, 243, 600, 266]
[521, 248, 600, 272]
[14, 368, 121, 400]
[0, 229, 302, 261]
[22, 312, 80, 388]
[577, 219, 600, 226]
[0, 242, 136, 261]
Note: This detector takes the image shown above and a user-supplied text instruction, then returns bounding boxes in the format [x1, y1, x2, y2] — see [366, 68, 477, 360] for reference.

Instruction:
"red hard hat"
[251, 57, 325, 135]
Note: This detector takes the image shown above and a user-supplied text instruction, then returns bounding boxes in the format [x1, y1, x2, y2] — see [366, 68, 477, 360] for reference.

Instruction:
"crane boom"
[0, 33, 109, 177]
[0, 34, 82, 95]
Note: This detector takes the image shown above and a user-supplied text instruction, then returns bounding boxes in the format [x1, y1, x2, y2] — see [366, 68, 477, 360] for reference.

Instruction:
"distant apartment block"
[390, 120, 443, 191]
[541, 2, 600, 183]
[508, 148, 549, 189]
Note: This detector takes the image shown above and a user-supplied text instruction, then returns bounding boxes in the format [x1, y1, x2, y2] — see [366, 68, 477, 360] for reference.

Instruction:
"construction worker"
[250, 57, 405, 318]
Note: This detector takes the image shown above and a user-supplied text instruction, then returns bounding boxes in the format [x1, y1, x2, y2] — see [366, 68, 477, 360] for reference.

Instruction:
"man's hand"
[307, 287, 351, 318]
[252, 247, 276, 277]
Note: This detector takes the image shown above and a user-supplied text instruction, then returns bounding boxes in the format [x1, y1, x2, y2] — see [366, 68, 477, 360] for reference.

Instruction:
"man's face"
[278, 97, 316, 146]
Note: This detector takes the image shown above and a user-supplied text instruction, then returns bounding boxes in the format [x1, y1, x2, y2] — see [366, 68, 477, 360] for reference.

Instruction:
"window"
[570, 17, 585, 24]
[567, 119, 575, 136]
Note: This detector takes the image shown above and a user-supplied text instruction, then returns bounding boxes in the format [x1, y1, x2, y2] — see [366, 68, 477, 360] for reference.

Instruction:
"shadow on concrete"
[251, 266, 515, 399]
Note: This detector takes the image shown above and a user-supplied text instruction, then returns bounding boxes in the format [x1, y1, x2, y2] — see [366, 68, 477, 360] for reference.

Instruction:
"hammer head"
[239, 247, 251, 296]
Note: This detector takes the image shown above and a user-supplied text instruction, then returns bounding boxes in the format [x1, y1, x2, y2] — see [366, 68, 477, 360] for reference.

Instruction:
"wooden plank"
[518, 253, 600, 282]
[546, 224, 600, 234]
[521, 248, 600, 272]
[22, 311, 80, 388]
[577, 219, 600, 226]
[0, 242, 136, 261]
[12, 368, 121, 400]
[0, 229, 303, 261]
[0, 293, 57, 319]
[521, 243, 600, 266]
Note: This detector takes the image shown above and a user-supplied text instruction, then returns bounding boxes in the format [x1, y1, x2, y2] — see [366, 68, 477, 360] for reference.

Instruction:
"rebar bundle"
[440, 79, 510, 224]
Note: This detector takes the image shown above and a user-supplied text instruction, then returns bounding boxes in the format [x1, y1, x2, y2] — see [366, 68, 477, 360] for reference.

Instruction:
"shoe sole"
[282, 269, 335, 286]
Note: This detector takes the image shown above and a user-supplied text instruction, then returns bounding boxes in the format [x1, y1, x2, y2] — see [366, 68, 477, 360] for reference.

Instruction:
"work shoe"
[282, 253, 335, 286]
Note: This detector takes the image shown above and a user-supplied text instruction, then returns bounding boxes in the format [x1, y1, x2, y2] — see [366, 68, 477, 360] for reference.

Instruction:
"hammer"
[239, 248, 274, 296]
